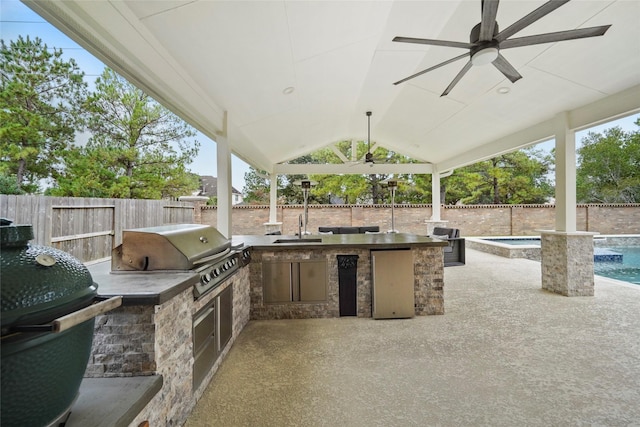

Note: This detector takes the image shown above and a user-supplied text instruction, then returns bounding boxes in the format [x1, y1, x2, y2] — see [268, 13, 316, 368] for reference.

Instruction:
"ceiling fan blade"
[479, 0, 500, 41]
[500, 25, 611, 49]
[492, 53, 522, 83]
[495, 0, 570, 43]
[392, 36, 472, 50]
[441, 60, 473, 97]
[394, 52, 468, 86]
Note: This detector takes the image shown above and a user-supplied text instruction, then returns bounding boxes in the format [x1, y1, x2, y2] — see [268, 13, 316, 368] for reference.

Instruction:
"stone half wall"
[413, 246, 445, 315]
[85, 266, 250, 427]
[200, 204, 640, 236]
[249, 246, 444, 320]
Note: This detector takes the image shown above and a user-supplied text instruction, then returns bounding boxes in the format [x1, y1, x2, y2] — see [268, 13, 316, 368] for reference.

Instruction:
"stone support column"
[540, 231, 597, 296]
[540, 112, 596, 296]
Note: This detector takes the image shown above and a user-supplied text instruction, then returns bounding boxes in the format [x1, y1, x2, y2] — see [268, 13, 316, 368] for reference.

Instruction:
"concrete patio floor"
[185, 249, 640, 427]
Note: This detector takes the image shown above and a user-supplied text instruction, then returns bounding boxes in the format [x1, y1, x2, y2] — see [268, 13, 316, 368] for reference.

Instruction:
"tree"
[245, 143, 553, 206]
[243, 167, 273, 205]
[243, 141, 434, 205]
[307, 141, 422, 204]
[442, 148, 554, 205]
[577, 122, 640, 203]
[0, 36, 87, 193]
[0, 173, 24, 195]
[50, 68, 200, 199]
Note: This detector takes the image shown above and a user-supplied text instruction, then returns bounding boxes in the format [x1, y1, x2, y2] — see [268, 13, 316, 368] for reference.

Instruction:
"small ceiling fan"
[392, 0, 611, 96]
[351, 111, 387, 166]
[363, 111, 376, 164]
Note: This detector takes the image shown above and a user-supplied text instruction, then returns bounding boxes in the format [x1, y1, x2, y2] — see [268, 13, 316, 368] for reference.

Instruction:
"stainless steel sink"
[273, 238, 322, 244]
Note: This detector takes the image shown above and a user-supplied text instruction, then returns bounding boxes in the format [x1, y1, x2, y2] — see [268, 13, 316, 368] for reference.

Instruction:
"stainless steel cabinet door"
[218, 285, 233, 351]
[371, 249, 414, 319]
[263, 261, 292, 303]
[298, 260, 327, 302]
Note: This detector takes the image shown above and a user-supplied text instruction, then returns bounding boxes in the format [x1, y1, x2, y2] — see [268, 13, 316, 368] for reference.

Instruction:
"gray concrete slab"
[185, 249, 640, 427]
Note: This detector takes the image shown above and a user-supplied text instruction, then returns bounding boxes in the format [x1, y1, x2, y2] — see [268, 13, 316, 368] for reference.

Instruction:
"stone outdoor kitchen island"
[80, 232, 447, 426]
[240, 233, 448, 320]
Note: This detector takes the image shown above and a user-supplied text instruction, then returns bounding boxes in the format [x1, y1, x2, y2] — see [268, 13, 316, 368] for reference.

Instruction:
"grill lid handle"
[8, 296, 123, 334]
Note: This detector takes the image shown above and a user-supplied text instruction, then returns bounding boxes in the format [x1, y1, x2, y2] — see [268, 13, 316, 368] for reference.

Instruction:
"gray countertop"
[233, 232, 449, 249]
[88, 260, 199, 305]
[89, 233, 446, 305]
[66, 376, 162, 427]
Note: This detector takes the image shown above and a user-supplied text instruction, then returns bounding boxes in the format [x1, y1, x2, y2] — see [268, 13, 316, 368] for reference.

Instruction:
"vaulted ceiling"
[25, 0, 640, 174]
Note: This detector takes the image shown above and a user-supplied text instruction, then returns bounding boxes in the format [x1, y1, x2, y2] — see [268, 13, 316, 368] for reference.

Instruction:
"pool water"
[478, 238, 640, 285]
[594, 246, 640, 285]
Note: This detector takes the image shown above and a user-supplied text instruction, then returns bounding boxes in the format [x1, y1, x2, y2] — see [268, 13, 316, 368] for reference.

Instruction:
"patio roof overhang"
[23, 0, 640, 177]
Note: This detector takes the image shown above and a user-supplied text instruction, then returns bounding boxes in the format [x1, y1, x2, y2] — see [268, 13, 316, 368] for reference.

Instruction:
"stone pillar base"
[263, 222, 282, 235]
[425, 220, 448, 235]
[540, 231, 597, 296]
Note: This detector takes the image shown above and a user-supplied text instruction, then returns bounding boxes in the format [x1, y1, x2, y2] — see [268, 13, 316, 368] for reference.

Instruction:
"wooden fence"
[0, 195, 195, 263]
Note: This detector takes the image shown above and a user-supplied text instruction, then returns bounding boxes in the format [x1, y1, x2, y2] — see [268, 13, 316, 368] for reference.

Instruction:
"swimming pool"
[465, 235, 640, 285]
[593, 246, 640, 285]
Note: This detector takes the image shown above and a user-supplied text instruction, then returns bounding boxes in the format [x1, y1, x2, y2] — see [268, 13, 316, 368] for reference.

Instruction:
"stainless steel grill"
[111, 224, 248, 299]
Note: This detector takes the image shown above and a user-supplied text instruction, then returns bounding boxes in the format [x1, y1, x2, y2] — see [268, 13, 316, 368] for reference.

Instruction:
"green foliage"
[244, 142, 554, 206]
[307, 142, 423, 204]
[0, 173, 24, 194]
[576, 121, 640, 203]
[243, 168, 275, 205]
[49, 68, 200, 199]
[243, 142, 433, 205]
[0, 36, 87, 193]
[442, 148, 554, 205]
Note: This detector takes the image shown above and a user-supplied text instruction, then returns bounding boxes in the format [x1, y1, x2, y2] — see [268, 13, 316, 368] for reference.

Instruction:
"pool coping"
[465, 234, 640, 262]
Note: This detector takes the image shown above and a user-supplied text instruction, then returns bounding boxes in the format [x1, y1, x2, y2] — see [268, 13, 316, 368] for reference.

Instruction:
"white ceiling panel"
[24, 0, 640, 173]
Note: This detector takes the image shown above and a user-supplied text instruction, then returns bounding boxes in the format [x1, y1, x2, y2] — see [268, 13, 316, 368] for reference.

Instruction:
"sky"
[2, 0, 638, 193]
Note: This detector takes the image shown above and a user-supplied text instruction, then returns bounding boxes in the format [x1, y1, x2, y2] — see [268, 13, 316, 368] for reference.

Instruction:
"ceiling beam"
[329, 144, 349, 164]
[568, 84, 640, 131]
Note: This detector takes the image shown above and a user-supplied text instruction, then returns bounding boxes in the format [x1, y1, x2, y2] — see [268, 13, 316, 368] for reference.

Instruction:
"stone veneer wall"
[85, 266, 250, 427]
[249, 246, 443, 319]
[465, 239, 542, 261]
[85, 305, 156, 377]
[201, 204, 640, 236]
[413, 247, 445, 315]
[541, 233, 595, 297]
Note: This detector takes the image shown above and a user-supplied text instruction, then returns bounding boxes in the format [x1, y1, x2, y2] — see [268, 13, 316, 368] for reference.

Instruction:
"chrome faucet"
[298, 214, 303, 238]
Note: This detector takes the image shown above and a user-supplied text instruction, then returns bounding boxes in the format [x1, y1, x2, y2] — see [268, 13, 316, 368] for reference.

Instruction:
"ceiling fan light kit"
[471, 47, 498, 66]
[392, 0, 611, 96]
